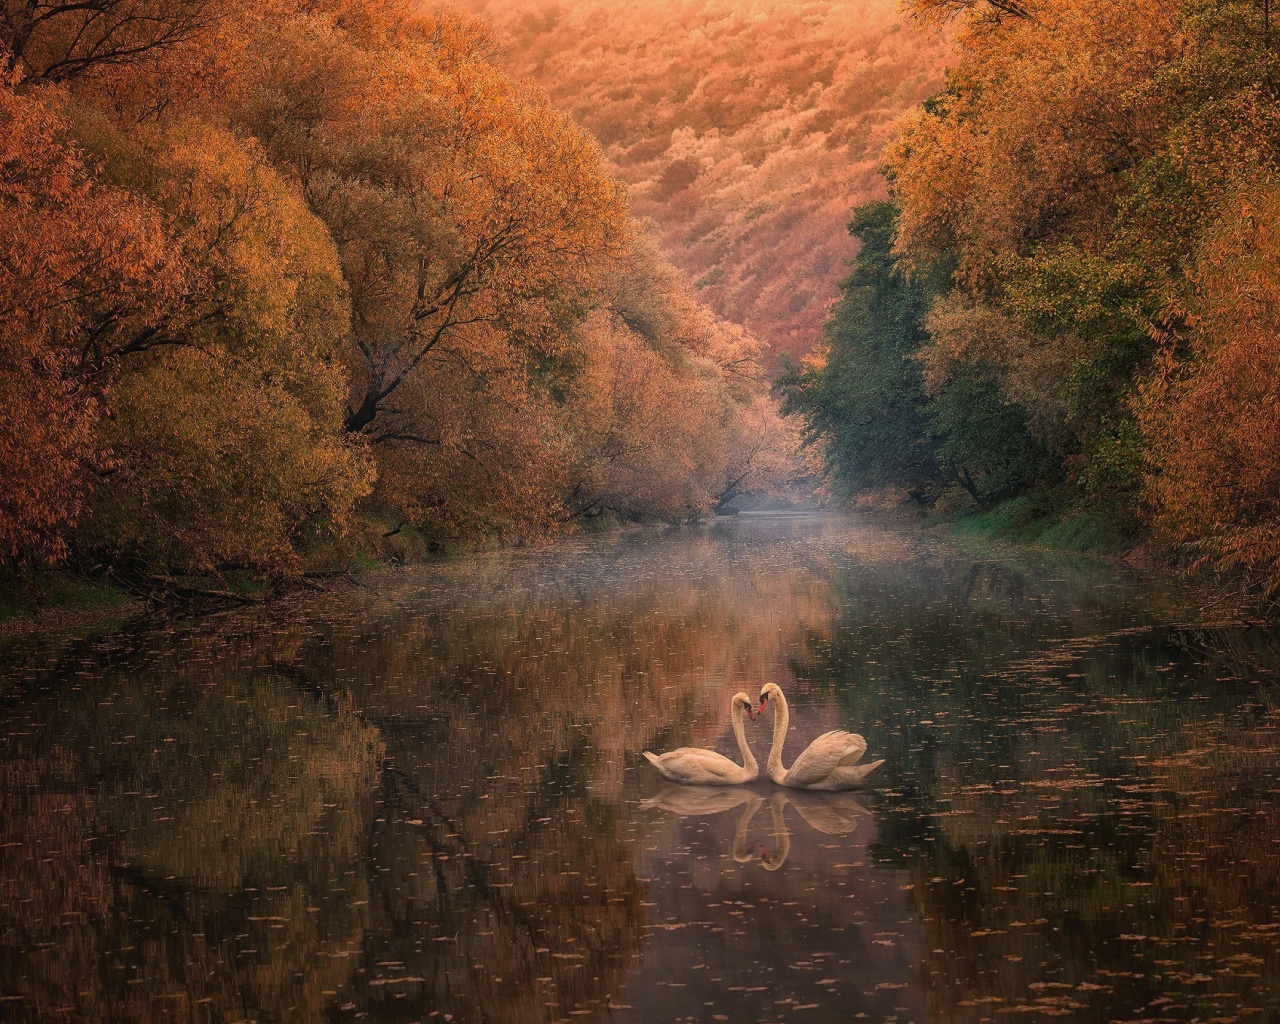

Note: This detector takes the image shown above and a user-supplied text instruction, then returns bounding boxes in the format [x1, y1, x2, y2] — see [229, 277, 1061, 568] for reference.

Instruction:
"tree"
[782, 201, 945, 501]
[467, 0, 952, 361]
[73, 115, 372, 572]
[229, 9, 633, 539]
[1, 0, 234, 83]
[1140, 179, 1280, 598]
[0, 78, 180, 563]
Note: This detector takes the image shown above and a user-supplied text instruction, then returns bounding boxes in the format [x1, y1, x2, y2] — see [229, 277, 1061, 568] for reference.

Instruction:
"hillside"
[463, 0, 951, 361]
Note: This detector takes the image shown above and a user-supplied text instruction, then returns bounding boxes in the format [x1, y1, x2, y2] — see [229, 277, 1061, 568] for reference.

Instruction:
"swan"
[757, 682, 884, 791]
[642, 692, 759, 785]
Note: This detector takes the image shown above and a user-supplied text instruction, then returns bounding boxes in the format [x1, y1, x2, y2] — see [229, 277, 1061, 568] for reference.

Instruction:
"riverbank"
[0, 517, 653, 638]
[848, 486, 1270, 623]
[0, 497, 1237, 641]
[0, 569, 141, 640]
[942, 494, 1140, 556]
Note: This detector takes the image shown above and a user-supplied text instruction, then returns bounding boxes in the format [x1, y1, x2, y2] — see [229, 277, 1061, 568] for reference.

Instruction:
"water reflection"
[1, 515, 1279, 1021]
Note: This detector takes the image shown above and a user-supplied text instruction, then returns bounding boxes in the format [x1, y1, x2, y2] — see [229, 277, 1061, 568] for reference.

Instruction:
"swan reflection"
[642, 785, 872, 869]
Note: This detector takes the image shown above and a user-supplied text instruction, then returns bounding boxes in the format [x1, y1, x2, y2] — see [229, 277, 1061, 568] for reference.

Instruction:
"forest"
[465, 0, 951, 361]
[11, 0, 1280, 609]
[0, 0, 796, 591]
[784, 0, 1280, 601]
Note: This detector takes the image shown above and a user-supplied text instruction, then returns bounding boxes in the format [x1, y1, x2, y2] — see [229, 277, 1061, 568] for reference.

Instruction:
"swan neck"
[767, 690, 789, 781]
[732, 703, 757, 775]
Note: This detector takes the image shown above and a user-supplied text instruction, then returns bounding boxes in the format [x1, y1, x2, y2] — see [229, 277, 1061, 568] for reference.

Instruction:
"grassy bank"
[0, 569, 139, 633]
[946, 495, 1141, 555]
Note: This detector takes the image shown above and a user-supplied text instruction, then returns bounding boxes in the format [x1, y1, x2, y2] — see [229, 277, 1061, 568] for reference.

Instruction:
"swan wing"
[645, 747, 745, 784]
[837, 732, 868, 766]
[826, 758, 885, 790]
[784, 730, 868, 789]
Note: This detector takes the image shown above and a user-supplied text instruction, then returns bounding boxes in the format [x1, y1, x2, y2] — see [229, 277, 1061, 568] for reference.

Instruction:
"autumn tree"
[4, 0, 804, 576]
[0, 77, 180, 563]
[568, 237, 797, 522]
[1, 0, 236, 83]
[1140, 180, 1280, 598]
[225, 8, 632, 540]
[69, 116, 373, 572]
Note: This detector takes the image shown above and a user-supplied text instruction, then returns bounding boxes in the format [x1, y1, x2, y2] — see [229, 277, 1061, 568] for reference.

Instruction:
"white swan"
[642, 691, 759, 785]
[758, 682, 884, 791]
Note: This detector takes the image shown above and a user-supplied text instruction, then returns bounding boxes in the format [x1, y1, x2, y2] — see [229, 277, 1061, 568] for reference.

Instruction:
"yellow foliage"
[922, 294, 1086, 447]
[87, 347, 372, 572]
[0, 79, 181, 563]
[1141, 180, 1280, 594]
[886, 0, 1181, 288]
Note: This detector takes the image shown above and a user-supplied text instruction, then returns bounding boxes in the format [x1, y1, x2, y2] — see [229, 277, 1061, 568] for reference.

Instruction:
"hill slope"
[463, 0, 950, 360]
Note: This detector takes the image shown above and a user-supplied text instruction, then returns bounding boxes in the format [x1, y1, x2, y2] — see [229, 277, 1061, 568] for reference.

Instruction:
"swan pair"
[641, 682, 884, 791]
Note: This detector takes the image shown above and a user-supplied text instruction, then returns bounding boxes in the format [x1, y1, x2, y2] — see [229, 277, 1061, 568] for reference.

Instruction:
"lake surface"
[3, 514, 1280, 1023]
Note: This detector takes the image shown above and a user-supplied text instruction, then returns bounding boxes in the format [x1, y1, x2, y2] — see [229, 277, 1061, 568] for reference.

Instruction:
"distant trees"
[782, 202, 941, 500]
[469, 0, 952, 361]
[783, 201, 1046, 509]
[788, 0, 1280, 596]
[1, 0, 795, 578]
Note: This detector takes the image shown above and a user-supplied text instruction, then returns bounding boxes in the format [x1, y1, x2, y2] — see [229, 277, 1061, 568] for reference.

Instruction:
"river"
[2, 513, 1279, 1022]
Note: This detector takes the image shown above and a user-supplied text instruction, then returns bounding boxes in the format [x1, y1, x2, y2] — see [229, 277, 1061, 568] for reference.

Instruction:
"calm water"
[3, 514, 1280, 1023]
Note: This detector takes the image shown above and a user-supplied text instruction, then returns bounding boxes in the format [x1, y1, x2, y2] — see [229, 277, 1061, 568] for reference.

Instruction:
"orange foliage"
[465, 0, 951, 360]
[568, 236, 799, 520]
[0, 77, 180, 563]
[1140, 182, 1280, 594]
[2, 0, 803, 571]
[1, 0, 235, 84]
[226, 7, 638, 539]
[885, 0, 1182, 289]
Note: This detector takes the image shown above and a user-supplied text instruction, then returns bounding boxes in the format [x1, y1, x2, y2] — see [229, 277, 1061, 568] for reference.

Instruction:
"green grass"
[949, 494, 1139, 555]
[0, 569, 135, 626]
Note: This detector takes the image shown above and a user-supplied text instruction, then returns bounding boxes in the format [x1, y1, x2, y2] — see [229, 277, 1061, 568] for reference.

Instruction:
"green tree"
[782, 202, 942, 501]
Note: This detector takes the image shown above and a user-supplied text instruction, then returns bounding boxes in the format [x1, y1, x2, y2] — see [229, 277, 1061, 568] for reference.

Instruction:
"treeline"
[1, 0, 794, 583]
[785, 0, 1280, 595]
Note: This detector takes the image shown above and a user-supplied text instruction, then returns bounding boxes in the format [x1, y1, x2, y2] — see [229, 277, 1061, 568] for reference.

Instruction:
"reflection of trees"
[0, 633, 382, 1023]
[794, 553, 1280, 1022]
[1, 524, 842, 1023]
[13, 518, 1273, 1022]
[294, 537, 836, 1020]
[902, 722, 1280, 1022]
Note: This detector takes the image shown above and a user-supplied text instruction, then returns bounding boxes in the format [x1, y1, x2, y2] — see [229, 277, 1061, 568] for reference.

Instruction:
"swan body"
[758, 682, 884, 791]
[642, 692, 759, 785]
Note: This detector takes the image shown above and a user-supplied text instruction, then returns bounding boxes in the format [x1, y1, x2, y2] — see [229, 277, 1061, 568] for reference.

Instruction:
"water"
[2, 514, 1280, 1023]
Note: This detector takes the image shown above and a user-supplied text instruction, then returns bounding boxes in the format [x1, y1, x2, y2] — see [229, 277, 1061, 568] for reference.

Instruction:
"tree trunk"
[953, 466, 987, 508]
[345, 390, 381, 433]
